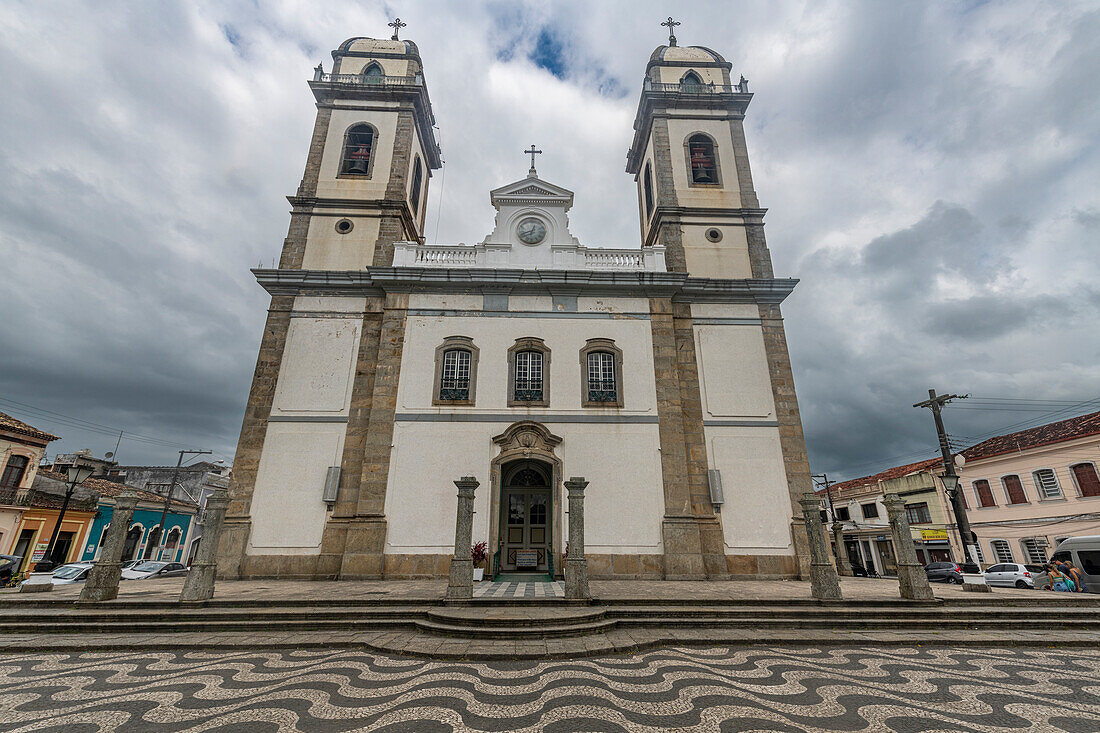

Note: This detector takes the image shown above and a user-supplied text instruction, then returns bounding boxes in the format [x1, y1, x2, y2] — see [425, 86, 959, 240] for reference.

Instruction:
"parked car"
[49, 562, 96, 585]
[1051, 536, 1100, 594]
[120, 561, 188, 581]
[121, 559, 142, 570]
[924, 562, 964, 584]
[983, 563, 1049, 589]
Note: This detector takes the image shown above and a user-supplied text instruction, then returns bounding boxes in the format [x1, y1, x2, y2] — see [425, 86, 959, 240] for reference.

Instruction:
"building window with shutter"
[1021, 538, 1048, 564]
[973, 480, 996, 507]
[860, 502, 879, 519]
[432, 336, 479, 406]
[1032, 468, 1063, 499]
[580, 338, 624, 408]
[340, 123, 377, 177]
[904, 502, 932, 524]
[990, 539, 1014, 564]
[972, 541, 985, 564]
[1002, 475, 1029, 505]
[1071, 463, 1100, 498]
[508, 337, 550, 407]
[0, 455, 29, 489]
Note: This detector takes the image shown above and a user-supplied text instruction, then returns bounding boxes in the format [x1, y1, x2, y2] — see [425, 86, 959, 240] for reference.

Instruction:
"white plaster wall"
[666, 117, 742, 207]
[508, 296, 554, 312]
[302, 216, 381, 270]
[657, 65, 726, 85]
[708, 428, 793, 553]
[315, 108, 399, 199]
[384, 421, 664, 554]
[397, 312, 658, 413]
[577, 297, 649, 314]
[408, 294, 482, 311]
[248, 422, 343, 554]
[682, 224, 752, 278]
[690, 303, 760, 319]
[271, 316, 361, 415]
[694, 325, 775, 419]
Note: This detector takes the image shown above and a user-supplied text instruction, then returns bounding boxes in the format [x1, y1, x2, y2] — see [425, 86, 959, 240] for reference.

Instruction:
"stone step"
[414, 618, 619, 639]
[425, 607, 607, 627]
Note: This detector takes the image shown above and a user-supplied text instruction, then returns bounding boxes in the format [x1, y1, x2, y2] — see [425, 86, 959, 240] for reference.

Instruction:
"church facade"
[217, 32, 814, 581]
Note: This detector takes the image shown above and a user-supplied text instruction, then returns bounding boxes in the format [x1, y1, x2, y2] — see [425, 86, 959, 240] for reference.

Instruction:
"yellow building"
[1, 411, 59, 565]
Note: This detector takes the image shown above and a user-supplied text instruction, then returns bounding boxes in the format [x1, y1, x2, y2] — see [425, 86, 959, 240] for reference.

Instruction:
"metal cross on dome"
[661, 17, 680, 47]
[388, 18, 406, 40]
[525, 144, 542, 175]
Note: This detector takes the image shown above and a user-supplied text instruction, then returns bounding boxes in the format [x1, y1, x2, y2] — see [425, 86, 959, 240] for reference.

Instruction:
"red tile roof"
[822, 457, 942, 495]
[35, 470, 197, 509]
[960, 409, 1100, 462]
[0, 411, 58, 442]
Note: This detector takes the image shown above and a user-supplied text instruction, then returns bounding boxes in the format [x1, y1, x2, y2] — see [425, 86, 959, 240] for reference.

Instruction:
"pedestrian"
[1063, 560, 1087, 593]
[1046, 563, 1075, 592]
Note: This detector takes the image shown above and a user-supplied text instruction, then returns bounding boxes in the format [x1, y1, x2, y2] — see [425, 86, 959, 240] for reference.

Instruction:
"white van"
[1051, 536, 1100, 594]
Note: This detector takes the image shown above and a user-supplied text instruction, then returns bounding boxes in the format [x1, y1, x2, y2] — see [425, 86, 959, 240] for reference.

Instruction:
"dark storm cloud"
[0, 0, 1097, 479]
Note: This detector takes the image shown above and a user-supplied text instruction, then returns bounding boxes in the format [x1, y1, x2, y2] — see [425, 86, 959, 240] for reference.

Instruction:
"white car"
[120, 561, 188, 580]
[48, 562, 95, 585]
[983, 563, 1049, 589]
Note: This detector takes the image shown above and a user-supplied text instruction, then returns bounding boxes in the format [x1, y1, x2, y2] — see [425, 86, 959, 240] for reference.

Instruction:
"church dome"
[649, 45, 727, 64]
[337, 37, 419, 56]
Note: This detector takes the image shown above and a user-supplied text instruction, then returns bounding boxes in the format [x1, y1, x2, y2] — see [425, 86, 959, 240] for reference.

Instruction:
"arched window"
[410, 157, 424, 216]
[643, 162, 654, 218]
[361, 62, 383, 82]
[580, 338, 624, 408]
[143, 526, 161, 559]
[509, 337, 550, 406]
[990, 539, 1014, 564]
[681, 70, 703, 90]
[433, 336, 479, 405]
[341, 124, 376, 176]
[1071, 463, 1100, 497]
[165, 527, 182, 553]
[686, 133, 720, 185]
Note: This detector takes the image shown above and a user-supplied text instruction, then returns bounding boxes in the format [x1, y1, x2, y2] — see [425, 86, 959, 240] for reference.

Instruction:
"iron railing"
[314, 71, 423, 87]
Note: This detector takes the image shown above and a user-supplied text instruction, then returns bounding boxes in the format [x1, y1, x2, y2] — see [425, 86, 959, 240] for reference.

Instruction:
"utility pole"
[153, 449, 211, 562]
[914, 388, 977, 570]
[812, 473, 851, 575]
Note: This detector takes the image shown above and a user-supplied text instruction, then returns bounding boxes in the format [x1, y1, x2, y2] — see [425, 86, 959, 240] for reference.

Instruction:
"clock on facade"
[516, 217, 546, 244]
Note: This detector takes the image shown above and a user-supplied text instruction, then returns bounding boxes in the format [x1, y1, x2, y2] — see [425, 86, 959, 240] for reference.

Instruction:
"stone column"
[446, 477, 478, 600]
[832, 523, 853, 576]
[798, 494, 842, 600]
[78, 491, 140, 603]
[180, 488, 230, 603]
[564, 477, 591, 600]
[882, 493, 935, 600]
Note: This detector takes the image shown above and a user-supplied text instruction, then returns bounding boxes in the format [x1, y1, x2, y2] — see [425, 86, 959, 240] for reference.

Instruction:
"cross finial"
[388, 17, 407, 40]
[524, 144, 542, 176]
[661, 17, 680, 47]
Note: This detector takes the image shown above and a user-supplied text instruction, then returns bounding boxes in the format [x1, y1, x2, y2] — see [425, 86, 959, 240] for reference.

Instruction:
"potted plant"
[471, 541, 488, 582]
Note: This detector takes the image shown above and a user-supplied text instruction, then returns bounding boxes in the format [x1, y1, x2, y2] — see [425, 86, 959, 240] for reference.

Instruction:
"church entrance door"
[499, 461, 552, 574]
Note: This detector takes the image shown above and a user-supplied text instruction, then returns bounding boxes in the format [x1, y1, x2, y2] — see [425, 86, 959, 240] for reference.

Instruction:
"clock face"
[516, 217, 546, 244]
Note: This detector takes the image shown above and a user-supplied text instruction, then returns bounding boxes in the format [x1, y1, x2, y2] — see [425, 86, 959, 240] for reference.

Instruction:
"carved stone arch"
[683, 130, 723, 187]
[488, 421, 563, 579]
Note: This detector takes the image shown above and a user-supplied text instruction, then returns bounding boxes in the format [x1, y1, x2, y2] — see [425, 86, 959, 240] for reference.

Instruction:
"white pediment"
[490, 174, 574, 210]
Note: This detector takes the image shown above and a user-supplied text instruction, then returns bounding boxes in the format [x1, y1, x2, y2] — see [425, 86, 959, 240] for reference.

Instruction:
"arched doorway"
[499, 460, 553, 574]
[122, 525, 142, 561]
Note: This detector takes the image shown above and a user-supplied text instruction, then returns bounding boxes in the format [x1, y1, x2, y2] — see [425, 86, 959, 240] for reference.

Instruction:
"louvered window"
[990, 539, 1014, 564]
[643, 163, 654, 218]
[974, 480, 996, 507]
[1071, 463, 1100, 498]
[1021, 538, 1048, 564]
[687, 134, 718, 184]
[440, 349, 471, 400]
[1032, 468, 1062, 499]
[1003, 475, 1028, 505]
[410, 158, 423, 215]
[972, 542, 985, 563]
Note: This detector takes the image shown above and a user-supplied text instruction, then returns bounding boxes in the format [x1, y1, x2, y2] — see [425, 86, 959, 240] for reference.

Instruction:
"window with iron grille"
[990, 539, 1014, 564]
[341, 123, 375, 175]
[1002, 474, 1028, 504]
[0, 455, 28, 489]
[1032, 468, 1062, 499]
[440, 349, 471, 401]
[514, 351, 543, 402]
[1072, 463, 1100, 498]
[1021, 538, 1048, 564]
[860, 502, 879, 519]
[587, 352, 616, 403]
[973, 480, 996, 507]
[904, 502, 932, 524]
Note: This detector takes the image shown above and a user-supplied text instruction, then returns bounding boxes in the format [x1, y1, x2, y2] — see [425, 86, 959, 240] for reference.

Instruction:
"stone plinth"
[564, 477, 590, 600]
[798, 494, 842, 600]
[180, 488, 230, 602]
[446, 477, 478, 600]
[79, 491, 140, 603]
[832, 523, 853, 576]
[882, 493, 935, 601]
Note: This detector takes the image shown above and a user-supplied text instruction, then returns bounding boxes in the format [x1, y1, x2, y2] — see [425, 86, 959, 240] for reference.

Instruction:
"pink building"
[956, 411, 1100, 566]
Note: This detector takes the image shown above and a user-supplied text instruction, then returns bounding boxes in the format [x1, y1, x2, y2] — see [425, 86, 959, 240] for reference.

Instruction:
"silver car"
[120, 561, 188, 580]
[48, 562, 96, 585]
[983, 562, 1049, 589]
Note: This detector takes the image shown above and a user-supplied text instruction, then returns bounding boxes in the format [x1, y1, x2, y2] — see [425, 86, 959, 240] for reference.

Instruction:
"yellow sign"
[920, 529, 949, 541]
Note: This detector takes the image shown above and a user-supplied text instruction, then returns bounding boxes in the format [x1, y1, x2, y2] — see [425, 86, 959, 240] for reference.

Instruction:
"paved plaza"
[2, 645, 1099, 732]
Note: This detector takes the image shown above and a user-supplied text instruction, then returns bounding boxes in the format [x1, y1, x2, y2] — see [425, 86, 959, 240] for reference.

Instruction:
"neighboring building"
[52, 449, 118, 478]
[820, 458, 959, 575]
[76, 477, 198, 564]
[956, 410, 1100, 566]
[218, 30, 814, 581]
[7, 471, 98, 574]
[0, 411, 59, 565]
[104, 461, 229, 563]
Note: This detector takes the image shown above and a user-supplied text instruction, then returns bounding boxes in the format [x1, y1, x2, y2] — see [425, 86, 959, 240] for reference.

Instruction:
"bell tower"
[280, 32, 442, 271]
[626, 33, 766, 279]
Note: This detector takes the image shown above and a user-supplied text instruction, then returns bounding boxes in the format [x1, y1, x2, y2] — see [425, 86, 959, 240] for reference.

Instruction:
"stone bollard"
[180, 487, 230, 603]
[79, 491, 140, 603]
[798, 494, 842, 600]
[832, 523, 853, 576]
[446, 477, 479, 600]
[882, 493, 935, 601]
[564, 477, 591, 600]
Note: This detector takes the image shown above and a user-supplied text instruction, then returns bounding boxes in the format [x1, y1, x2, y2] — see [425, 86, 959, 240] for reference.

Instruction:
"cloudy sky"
[1, 1, 1097, 478]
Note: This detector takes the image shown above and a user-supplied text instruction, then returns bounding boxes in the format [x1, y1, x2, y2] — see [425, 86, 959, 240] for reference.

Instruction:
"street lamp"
[35, 464, 95, 573]
[940, 474, 978, 572]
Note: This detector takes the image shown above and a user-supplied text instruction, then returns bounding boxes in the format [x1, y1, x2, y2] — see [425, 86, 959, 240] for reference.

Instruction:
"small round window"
[335, 219, 354, 234]
[705, 227, 723, 242]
